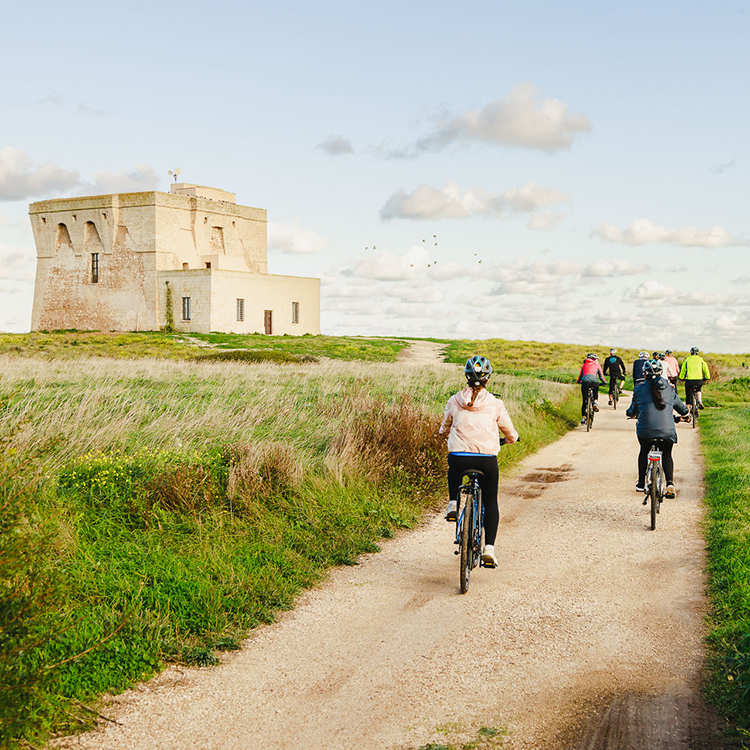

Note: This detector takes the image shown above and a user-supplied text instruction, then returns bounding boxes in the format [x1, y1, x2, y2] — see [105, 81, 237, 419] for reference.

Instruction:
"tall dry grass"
[0, 354, 579, 746]
[0, 356, 573, 474]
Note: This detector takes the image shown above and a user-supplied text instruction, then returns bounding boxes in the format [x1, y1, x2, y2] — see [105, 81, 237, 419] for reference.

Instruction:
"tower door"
[264, 310, 273, 335]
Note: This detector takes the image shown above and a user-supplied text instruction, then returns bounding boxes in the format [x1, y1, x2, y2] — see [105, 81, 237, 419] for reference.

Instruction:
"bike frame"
[644, 443, 665, 530]
[454, 474, 484, 554]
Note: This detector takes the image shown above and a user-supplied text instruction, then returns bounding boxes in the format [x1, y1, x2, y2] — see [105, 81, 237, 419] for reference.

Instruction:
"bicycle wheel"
[613, 384, 619, 410]
[586, 395, 593, 431]
[692, 402, 697, 428]
[650, 471, 657, 530]
[656, 464, 664, 514]
[459, 498, 473, 593]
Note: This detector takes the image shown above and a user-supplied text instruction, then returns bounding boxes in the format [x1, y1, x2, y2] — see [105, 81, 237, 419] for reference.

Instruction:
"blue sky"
[1, 0, 748, 351]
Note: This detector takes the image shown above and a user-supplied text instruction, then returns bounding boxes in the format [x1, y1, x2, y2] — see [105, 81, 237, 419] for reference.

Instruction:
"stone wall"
[29, 189, 319, 335]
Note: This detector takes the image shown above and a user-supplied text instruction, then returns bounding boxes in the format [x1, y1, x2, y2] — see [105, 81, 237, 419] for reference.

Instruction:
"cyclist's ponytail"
[467, 382, 485, 408]
[650, 377, 666, 410]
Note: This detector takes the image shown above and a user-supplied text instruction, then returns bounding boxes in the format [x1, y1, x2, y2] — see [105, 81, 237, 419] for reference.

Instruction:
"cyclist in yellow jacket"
[679, 347, 711, 410]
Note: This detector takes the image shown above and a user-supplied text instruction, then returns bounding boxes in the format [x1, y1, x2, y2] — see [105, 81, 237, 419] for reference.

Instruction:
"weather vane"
[168, 168, 182, 183]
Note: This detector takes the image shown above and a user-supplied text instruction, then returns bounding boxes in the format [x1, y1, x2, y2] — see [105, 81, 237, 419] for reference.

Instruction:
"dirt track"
[55, 375, 727, 750]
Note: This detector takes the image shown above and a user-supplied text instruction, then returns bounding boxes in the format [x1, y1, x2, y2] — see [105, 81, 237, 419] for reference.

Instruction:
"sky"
[1, 0, 748, 351]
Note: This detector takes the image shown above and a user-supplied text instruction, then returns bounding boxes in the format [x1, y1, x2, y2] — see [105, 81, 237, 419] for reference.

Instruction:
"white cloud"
[81, 164, 160, 195]
[380, 181, 569, 221]
[623, 280, 679, 301]
[623, 281, 732, 307]
[414, 82, 592, 154]
[0, 244, 36, 281]
[0, 149, 162, 201]
[527, 211, 566, 232]
[592, 218, 746, 248]
[343, 245, 428, 280]
[317, 135, 354, 155]
[502, 183, 569, 212]
[0, 147, 79, 201]
[582, 259, 650, 277]
[268, 220, 327, 254]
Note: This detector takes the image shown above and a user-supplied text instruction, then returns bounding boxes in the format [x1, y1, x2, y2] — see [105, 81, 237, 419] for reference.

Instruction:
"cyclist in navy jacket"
[632, 350, 650, 385]
[626, 359, 688, 497]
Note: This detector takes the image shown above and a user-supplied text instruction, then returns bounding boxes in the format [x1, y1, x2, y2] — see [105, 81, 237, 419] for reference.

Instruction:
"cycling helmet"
[690, 347, 700, 355]
[658, 352, 666, 360]
[643, 359, 663, 378]
[639, 351, 649, 359]
[464, 355, 492, 386]
[652, 351, 660, 360]
[665, 349, 673, 355]
[609, 348, 617, 355]
[586, 353, 597, 360]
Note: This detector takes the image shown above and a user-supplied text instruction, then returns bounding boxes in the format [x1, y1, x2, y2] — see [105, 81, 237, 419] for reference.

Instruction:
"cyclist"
[576, 353, 606, 424]
[632, 351, 650, 385]
[626, 359, 688, 497]
[664, 349, 680, 388]
[440, 356, 518, 568]
[679, 347, 711, 411]
[602, 348, 626, 406]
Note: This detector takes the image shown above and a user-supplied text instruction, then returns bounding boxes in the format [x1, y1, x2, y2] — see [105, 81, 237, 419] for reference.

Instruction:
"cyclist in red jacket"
[576, 354, 606, 425]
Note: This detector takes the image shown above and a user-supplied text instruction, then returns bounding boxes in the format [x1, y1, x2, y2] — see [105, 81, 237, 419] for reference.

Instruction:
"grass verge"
[0, 356, 578, 747]
[0, 331, 409, 363]
[700, 396, 750, 743]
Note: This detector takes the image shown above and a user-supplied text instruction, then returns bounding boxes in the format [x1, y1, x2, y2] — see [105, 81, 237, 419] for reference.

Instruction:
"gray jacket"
[626, 377, 688, 442]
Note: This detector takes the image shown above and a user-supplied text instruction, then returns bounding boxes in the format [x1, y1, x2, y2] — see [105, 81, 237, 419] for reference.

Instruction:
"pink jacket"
[439, 387, 518, 455]
[664, 356, 679, 378]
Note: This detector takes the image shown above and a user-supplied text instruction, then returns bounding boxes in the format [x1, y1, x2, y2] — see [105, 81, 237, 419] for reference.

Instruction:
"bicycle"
[585, 386, 595, 431]
[642, 439, 667, 530]
[608, 377, 622, 410]
[453, 469, 489, 593]
[685, 383, 700, 428]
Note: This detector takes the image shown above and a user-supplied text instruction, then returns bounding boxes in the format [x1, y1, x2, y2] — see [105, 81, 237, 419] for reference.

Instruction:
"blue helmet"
[464, 355, 492, 386]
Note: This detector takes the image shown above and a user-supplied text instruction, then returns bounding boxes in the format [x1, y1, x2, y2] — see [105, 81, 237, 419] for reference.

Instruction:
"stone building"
[29, 183, 320, 335]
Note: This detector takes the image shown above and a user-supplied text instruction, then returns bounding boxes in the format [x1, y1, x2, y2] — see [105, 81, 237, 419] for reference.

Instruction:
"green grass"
[187, 332, 410, 361]
[699, 393, 750, 740]
[0, 356, 578, 747]
[442, 337, 749, 385]
[0, 331, 410, 363]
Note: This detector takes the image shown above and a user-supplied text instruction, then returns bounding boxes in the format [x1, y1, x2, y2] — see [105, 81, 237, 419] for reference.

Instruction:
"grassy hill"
[1, 330, 749, 745]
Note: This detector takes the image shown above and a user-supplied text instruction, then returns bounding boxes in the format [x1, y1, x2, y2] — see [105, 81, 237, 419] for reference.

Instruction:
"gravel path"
[55, 393, 722, 750]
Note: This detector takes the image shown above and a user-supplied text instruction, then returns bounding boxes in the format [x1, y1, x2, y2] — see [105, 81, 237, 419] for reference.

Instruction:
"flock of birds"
[362, 235, 483, 268]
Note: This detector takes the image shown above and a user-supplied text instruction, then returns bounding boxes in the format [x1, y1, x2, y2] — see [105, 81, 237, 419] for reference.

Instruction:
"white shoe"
[481, 545, 497, 568]
[445, 500, 457, 521]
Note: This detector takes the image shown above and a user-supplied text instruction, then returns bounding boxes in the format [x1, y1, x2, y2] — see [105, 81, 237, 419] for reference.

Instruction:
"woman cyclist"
[626, 359, 688, 498]
[576, 353, 606, 424]
[440, 356, 518, 568]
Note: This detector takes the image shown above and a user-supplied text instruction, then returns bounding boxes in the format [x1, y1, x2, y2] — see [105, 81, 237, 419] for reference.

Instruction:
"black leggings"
[637, 437, 674, 485]
[580, 382, 599, 415]
[447, 454, 500, 545]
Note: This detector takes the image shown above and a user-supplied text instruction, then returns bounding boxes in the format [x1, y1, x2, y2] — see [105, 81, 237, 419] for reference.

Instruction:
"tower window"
[236, 298, 244, 322]
[91, 253, 99, 283]
[292, 301, 299, 324]
[182, 297, 191, 321]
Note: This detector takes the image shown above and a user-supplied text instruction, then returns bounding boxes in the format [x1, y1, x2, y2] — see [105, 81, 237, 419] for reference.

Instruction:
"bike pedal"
[454, 550, 459, 555]
[642, 498, 648, 506]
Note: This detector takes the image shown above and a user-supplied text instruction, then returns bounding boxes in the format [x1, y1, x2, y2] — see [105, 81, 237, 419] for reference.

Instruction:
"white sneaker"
[481, 545, 497, 568]
[445, 500, 457, 521]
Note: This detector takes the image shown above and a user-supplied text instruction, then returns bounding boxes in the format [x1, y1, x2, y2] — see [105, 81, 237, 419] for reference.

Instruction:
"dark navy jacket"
[626, 377, 689, 443]
[632, 358, 648, 384]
